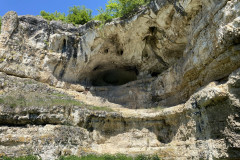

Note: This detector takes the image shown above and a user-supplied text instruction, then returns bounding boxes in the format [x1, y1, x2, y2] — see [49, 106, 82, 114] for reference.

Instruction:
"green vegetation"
[41, 6, 92, 25]
[1, 154, 160, 160]
[59, 154, 160, 160]
[103, 0, 149, 19]
[0, 91, 84, 108]
[88, 106, 114, 112]
[0, 57, 5, 62]
[0, 155, 38, 160]
[40, 0, 150, 25]
[40, 11, 66, 21]
[152, 106, 165, 111]
[67, 6, 92, 25]
[0, 89, 113, 112]
[93, 8, 113, 24]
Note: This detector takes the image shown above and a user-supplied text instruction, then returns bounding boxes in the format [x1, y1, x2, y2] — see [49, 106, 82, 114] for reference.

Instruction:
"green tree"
[67, 6, 92, 25]
[40, 10, 66, 22]
[105, 0, 120, 18]
[122, 0, 149, 16]
[93, 8, 113, 23]
[94, 0, 150, 23]
[107, 0, 149, 17]
[40, 0, 150, 25]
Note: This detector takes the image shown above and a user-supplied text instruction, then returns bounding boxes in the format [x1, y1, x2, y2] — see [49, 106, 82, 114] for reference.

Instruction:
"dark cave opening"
[91, 66, 138, 86]
[151, 71, 161, 77]
[62, 39, 67, 53]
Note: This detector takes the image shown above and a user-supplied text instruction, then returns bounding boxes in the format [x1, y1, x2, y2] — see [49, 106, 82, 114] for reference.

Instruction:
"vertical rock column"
[0, 11, 19, 48]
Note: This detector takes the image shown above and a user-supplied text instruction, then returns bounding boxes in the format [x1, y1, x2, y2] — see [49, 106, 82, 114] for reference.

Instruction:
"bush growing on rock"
[40, 6, 92, 25]
[106, 0, 149, 18]
[67, 6, 92, 25]
[93, 8, 113, 23]
[94, 0, 150, 22]
[40, 10, 66, 22]
[40, 0, 150, 25]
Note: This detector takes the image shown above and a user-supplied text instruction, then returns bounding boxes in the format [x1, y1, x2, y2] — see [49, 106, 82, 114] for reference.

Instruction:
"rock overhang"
[0, 0, 239, 109]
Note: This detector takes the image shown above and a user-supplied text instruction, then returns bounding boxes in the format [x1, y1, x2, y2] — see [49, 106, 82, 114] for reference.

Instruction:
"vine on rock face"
[40, 0, 150, 25]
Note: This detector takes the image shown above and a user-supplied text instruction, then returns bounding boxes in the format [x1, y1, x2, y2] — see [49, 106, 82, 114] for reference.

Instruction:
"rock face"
[0, 0, 239, 159]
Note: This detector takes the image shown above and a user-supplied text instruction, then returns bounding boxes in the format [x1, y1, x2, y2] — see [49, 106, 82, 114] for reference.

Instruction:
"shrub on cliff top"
[40, 0, 150, 25]
[40, 6, 92, 25]
[106, 0, 149, 18]
[67, 6, 92, 25]
[93, 8, 113, 23]
[94, 0, 150, 23]
[40, 10, 66, 22]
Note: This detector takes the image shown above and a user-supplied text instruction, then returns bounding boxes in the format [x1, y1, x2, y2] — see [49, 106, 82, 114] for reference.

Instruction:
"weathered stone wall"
[0, 0, 239, 109]
[0, 0, 239, 159]
[1, 69, 240, 159]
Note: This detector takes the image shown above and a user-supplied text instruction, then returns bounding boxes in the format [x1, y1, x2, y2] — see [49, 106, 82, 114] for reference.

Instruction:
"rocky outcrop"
[0, 0, 240, 159]
[0, 0, 239, 109]
[1, 69, 240, 159]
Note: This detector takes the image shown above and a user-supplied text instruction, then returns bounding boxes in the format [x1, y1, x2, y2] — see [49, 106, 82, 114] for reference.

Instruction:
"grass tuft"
[0, 91, 114, 112]
[1, 154, 160, 160]
[88, 106, 114, 112]
[0, 91, 83, 108]
[1, 155, 38, 160]
[59, 154, 160, 160]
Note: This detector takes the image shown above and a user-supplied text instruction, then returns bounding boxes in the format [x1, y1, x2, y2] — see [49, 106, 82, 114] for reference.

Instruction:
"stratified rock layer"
[0, 0, 239, 159]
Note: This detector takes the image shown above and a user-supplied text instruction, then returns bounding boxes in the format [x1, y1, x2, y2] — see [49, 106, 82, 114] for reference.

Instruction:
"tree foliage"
[107, 0, 148, 18]
[95, 0, 150, 22]
[93, 8, 113, 23]
[40, 6, 92, 25]
[40, 0, 150, 25]
[40, 11, 66, 22]
[67, 6, 92, 25]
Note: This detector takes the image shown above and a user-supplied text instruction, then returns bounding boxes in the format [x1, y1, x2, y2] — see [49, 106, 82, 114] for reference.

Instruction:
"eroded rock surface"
[0, 0, 240, 159]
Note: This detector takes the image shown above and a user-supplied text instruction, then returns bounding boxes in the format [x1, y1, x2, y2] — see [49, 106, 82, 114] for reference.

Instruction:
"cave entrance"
[91, 66, 138, 86]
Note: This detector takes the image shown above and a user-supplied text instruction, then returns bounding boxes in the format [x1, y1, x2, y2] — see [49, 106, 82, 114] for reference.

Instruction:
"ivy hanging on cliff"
[40, 0, 150, 25]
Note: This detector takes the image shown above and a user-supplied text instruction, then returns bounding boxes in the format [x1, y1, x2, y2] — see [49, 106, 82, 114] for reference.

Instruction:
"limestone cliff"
[0, 0, 239, 159]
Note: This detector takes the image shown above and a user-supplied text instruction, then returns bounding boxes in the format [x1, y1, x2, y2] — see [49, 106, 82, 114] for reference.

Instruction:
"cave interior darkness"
[90, 66, 139, 86]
